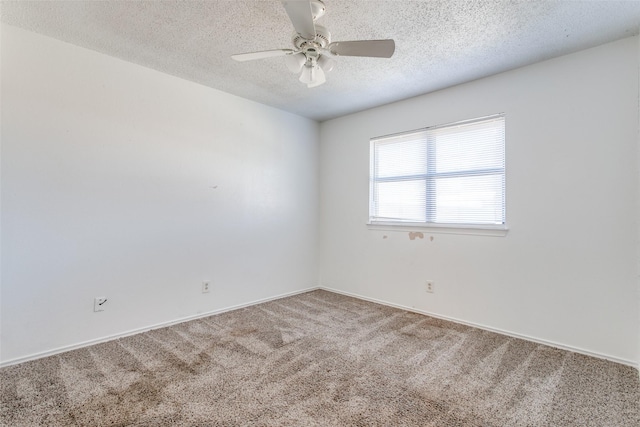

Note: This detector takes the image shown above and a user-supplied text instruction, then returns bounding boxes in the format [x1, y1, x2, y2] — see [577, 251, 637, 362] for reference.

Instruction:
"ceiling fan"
[231, 0, 395, 88]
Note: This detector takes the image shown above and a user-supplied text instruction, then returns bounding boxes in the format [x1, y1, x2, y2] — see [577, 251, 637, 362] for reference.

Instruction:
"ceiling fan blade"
[231, 49, 294, 62]
[282, 0, 316, 40]
[327, 40, 396, 58]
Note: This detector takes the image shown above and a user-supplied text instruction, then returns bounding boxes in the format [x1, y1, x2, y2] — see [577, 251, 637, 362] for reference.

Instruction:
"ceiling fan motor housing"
[292, 25, 331, 53]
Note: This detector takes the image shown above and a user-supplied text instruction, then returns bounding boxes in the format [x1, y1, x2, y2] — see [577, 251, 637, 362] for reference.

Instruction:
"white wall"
[2, 25, 638, 369]
[319, 37, 640, 365]
[0, 25, 319, 364]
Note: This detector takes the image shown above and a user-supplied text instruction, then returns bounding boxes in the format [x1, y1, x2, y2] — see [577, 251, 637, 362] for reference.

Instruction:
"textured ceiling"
[2, 1, 640, 121]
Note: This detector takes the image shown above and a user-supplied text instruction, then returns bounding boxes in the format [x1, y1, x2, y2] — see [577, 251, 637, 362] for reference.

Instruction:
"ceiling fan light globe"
[307, 66, 326, 88]
[317, 55, 335, 73]
[299, 65, 314, 84]
[285, 52, 306, 73]
[307, 79, 325, 88]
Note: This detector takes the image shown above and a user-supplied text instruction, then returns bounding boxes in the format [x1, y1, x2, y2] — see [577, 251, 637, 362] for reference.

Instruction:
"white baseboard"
[319, 286, 639, 369]
[3, 285, 636, 371]
[0, 286, 320, 368]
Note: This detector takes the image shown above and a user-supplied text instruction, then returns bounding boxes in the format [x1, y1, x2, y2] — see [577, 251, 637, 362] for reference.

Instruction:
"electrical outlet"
[202, 281, 211, 293]
[94, 297, 108, 312]
[426, 281, 435, 293]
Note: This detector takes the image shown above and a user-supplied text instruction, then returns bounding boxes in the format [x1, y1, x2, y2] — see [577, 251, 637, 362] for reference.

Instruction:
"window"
[369, 114, 505, 228]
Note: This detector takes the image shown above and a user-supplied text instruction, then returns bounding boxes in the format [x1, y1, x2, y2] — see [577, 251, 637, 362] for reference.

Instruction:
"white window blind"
[369, 114, 505, 226]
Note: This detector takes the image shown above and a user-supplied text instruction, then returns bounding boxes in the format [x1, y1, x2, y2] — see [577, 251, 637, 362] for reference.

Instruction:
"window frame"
[368, 114, 508, 236]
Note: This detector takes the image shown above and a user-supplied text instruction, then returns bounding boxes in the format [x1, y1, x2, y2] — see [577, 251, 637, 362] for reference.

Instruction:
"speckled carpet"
[1, 289, 639, 426]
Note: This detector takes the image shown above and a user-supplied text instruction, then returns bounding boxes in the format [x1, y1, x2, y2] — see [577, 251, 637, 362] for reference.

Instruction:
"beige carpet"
[1, 289, 639, 426]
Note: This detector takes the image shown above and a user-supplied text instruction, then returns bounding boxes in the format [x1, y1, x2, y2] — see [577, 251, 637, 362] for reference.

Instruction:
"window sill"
[366, 222, 509, 237]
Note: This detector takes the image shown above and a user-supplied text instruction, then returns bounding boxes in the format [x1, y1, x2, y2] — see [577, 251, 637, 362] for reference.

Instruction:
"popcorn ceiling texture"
[1, 290, 639, 426]
[1, 1, 639, 121]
